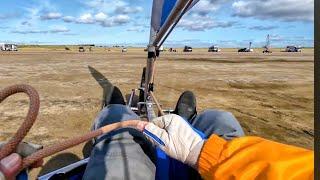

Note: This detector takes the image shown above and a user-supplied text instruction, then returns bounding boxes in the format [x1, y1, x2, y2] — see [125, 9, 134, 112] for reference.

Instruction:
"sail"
[149, 0, 199, 44]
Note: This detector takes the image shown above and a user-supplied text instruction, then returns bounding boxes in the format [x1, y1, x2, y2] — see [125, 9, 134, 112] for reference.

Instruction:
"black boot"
[174, 91, 197, 122]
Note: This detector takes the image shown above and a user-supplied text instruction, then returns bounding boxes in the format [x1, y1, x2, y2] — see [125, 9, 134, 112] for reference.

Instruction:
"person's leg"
[83, 104, 156, 180]
[172, 91, 245, 180]
[190, 109, 245, 140]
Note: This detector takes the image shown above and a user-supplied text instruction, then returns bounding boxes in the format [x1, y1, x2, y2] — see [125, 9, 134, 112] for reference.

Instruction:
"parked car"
[262, 48, 272, 53]
[183, 46, 192, 52]
[169, 48, 177, 52]
[0, 43, 18, 51]
[79, 47, 85, 52]
[122, 47, 128, 52]
[208, 45, 220, 52]
[285, 46, 301, 52]
[238, 48, 253, 52]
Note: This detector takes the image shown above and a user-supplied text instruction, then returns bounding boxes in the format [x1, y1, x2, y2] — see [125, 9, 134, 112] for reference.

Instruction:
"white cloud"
[94, 12, 108, 22]
[113, 15, 130, 24]
[127, 27, 145, 32]
[73, 12, 130, 27]
[49, 26, 70, 33]
[115, 6, 143, 14]
[76, 13, 95, 24]
[63, 16, 75, 23]
[11, 30, 48, 34]
[249, 25, 278, 30]
[40, 12, 62, 20]
[232, 0, 314, 22]
[192, 0, 226, 16]
[11, 26, 70, 34]
[179, 15, 236, 31]
[100, 14, 130, 27]
[83, 0, 127, 13]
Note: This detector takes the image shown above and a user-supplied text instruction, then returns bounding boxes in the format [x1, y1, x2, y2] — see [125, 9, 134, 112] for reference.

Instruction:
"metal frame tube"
[152, 0, 193, 46]
[157, 0, 194, 49]
[143, 0, 195, 120]
[150, 91, 164, 116]
[127, 89, 136, 107]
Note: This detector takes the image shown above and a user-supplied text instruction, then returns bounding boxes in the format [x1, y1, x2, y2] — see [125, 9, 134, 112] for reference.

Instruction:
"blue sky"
[0, 0, 314, 47]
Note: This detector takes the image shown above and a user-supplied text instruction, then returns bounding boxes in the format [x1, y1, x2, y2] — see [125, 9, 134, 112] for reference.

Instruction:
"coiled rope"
[0, 84, 141, 171]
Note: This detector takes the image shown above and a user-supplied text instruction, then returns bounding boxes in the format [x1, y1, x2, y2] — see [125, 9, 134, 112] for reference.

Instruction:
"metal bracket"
[147, 45, 156, 58]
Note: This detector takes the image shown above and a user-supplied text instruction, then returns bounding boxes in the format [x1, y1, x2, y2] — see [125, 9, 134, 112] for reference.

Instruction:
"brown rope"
[0, 84, 40, 160]
[21, 120, 141, 170]
[0, 84, 143, 172]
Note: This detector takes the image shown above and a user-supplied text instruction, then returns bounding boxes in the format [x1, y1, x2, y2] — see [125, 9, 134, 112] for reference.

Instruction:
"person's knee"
[92, 104, 139, 130]
[203, 110, 244, 137]
[202, 110, 234, 122]
[201, 110, 241, 129]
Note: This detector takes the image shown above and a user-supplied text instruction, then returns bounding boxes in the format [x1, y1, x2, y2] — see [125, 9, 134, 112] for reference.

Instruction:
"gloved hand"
[140, 114, 205, 168]
[0, 142, 43, 180]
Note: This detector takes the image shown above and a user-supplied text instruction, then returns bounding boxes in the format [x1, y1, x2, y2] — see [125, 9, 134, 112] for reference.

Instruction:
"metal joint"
[147, 45, 156, 58]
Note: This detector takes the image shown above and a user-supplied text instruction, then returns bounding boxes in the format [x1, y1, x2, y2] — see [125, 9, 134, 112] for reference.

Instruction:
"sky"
[0, 0, 314, 47]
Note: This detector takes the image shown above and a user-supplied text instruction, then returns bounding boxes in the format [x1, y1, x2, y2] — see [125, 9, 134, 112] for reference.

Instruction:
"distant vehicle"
[183, 46, 192, 52]
[169, 48, 177, 52]
[79, 47, 85, 52]
[0, 43, 18, 51]
[263, 49, 272, 53]
[238, 48, 253, 52]
[208, 45, 220, 52]
[122, 47, 127, 52]
[285, 46, 301, 52]
[238, 42, 253, 52]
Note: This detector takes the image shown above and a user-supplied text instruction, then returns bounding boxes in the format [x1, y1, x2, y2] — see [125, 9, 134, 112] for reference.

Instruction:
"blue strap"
[154, 117, 206, 180]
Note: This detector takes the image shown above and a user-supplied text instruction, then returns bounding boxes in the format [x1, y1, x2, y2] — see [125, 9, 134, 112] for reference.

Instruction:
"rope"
[0, 84, 40, 160]
[0, 84, 142, 172]
[21, 120, 140, 170]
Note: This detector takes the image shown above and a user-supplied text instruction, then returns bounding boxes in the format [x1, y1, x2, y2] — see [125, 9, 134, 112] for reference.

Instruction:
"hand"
[140, 114, 205, 168]
[0, 142, 43, 180]
[0, 153, 22, 180]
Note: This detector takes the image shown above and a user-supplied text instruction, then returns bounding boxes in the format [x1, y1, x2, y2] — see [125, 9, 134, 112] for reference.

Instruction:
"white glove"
[143, 114, 204, 168]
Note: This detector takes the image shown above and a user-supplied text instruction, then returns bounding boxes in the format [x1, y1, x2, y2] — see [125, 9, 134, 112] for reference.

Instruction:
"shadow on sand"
[88, 65, 114, 109]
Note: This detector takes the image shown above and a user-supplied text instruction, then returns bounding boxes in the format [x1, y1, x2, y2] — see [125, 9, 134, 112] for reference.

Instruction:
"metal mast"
[143, 0, 196, 121]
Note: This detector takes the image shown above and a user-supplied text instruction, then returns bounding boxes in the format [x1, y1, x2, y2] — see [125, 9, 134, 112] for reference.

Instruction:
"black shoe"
[104, 86, 126, 107]
[174, 91, 197, 121]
